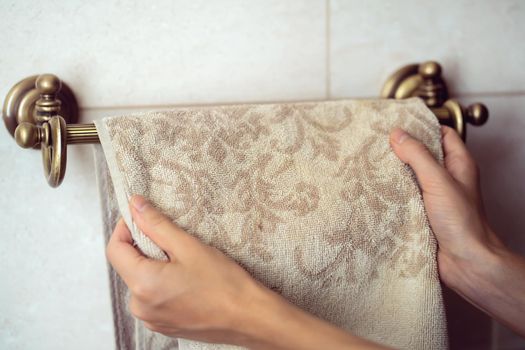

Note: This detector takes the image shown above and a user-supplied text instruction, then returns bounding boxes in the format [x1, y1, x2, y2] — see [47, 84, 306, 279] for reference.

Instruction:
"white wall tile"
[0, 105, 196, 350]
[330, 0, 525, 98]
[0, 121, 114, 349]
[0, 0, 326, 108]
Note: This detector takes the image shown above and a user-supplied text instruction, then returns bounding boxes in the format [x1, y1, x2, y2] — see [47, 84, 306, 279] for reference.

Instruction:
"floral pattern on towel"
[101, 98, 447, 350]
[106, 99, 441, 284]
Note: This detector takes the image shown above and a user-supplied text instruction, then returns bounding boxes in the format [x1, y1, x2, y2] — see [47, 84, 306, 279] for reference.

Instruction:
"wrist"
[232, 282, 386, 350]
[221, 280, 278, 347]
[439, 228, 506, 297]
[233, 283, 302, 349]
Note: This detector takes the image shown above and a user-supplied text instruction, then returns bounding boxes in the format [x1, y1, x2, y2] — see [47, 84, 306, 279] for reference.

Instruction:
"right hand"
[389, 126, 503, 288]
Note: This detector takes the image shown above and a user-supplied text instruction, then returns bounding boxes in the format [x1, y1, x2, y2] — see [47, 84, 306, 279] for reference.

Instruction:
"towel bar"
[2, 61, 488, 187]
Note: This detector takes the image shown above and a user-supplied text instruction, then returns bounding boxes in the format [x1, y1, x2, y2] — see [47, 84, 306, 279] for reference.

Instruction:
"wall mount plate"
[2, 75, 79, 138]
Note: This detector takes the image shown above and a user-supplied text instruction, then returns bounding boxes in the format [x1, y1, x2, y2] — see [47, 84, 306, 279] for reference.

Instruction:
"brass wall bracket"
[2, 74, 98, 187]
[381, 61, 489, 139]
[2, 62, 489, 187]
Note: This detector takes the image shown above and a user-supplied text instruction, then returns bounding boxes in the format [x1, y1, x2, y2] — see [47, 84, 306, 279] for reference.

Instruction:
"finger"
[129, 195, 201, 261]
[106, 218, 162, 286]
[441, 126, 480, 195]
[389, 128, 453, 194]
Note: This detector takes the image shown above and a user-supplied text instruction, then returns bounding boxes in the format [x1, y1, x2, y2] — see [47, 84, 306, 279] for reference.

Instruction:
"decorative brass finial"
[14, 122, 47, 148]
[35, 74, 62, 122]
[466, 103, 489, 126]
[416, 61, 448, 107]
[35, 74, 61, 94]
[418, 61, 441, 78]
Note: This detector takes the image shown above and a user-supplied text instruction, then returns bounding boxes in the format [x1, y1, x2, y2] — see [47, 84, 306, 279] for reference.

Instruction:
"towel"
[94, 98, 448, 350]
[94, 145, 179, 350]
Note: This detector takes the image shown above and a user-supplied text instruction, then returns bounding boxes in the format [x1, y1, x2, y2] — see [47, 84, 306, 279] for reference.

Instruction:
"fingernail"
[131, 195, 149, 212]
[393, 128, 410, 144]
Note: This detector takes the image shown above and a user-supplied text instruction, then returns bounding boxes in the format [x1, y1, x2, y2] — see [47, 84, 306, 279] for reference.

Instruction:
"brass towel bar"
[2, 61, 488, 187]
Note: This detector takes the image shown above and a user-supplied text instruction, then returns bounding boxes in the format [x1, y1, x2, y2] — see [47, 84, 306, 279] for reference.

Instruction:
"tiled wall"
[1, 1, 523, 349]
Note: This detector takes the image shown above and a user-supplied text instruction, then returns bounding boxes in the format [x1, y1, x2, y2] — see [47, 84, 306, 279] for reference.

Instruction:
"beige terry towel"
[95, 98, 448, 349]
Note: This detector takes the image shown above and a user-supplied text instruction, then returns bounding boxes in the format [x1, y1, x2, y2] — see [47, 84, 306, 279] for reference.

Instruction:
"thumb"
[389, 128, 452, 195]
[106, 218, 165, 287]
[129, 195, 202, 261]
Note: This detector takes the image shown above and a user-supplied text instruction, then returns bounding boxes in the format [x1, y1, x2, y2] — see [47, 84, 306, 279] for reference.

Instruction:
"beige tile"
[464, 95, 525, 253]
[0, 0, 326, 108]
[458, 94, 525, 349]
[329, 0, 525, 98]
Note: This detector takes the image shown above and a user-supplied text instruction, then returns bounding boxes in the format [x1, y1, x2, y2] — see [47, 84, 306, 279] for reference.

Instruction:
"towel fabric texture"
[95, 146, 179, 350]
[94, 98, 448, 350]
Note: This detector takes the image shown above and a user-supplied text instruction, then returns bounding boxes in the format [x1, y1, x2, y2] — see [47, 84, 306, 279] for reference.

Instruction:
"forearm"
[236, 286, 389, 350]
[446, 233, 525, 336]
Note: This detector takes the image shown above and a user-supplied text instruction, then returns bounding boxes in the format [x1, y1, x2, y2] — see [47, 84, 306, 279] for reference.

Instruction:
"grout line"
[78, 91, 525, 112]
[325, 0, 331, 100]
[490, 320, 498, 350]
[453, 90, 525, 99]
[79, 98, 331, 112]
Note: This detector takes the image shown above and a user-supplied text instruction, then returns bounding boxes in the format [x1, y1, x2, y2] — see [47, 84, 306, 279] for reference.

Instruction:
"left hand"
[106, 195, 269, 345]
[107, 195, 389, 350]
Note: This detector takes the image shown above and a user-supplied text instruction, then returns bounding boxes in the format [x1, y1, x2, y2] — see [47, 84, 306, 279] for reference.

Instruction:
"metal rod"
[430, 107, 454, 127]
[60, 108, 456, 147]
[66, 123, 99, 144]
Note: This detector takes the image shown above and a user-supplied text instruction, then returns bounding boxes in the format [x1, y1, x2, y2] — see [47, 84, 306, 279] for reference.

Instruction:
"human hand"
[106, 195, 270, 346]
[389, 126, 503, 288]
[106, 195, 389, 349]
[390, 126, 525, 336]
